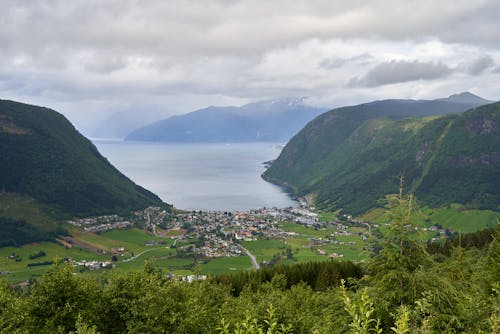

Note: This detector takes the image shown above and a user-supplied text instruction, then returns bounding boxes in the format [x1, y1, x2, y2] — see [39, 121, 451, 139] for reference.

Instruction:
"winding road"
[241, 246, 260, 270]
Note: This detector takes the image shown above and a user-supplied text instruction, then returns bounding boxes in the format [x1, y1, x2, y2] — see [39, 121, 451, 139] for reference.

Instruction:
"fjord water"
[93, 140, 297, 211]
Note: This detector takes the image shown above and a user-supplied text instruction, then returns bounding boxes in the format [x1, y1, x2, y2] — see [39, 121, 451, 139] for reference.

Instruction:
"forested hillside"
[0, 99, 163, 217]
[0, 100, 166, 245]
[263, 98, 500, 215]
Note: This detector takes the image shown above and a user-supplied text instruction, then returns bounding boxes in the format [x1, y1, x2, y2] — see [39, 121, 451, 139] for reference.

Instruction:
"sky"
[1, 0, 499, 134]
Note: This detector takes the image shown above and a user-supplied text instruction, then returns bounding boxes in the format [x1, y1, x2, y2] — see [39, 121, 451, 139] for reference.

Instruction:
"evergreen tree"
[367, 176, 433, 310]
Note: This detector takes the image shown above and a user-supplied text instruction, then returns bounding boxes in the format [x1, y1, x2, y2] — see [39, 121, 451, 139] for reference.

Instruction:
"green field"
[0, 225, 254, 281]
[318, 210, 342, 222]
[71, 228, 171, 253]
[278, 221, 337, 237]
[113, 250, 187, 274]
[422, 206, 499, 233]
[240, 221, 371, 266]
[0, 228, 179, 282]
[242, 239, 287, 262]
[0, 241, 107, 282]
[362, 204, 500, 233]
[201, 256, 252, 275]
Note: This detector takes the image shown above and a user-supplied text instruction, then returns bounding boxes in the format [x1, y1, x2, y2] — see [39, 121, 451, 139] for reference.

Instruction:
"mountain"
[263, 93, 498, 215]
[0, 99, 166, 245]
[92, 109, 171, 139]
[125, 97, 327, 142]
[437, 91, 492, 104]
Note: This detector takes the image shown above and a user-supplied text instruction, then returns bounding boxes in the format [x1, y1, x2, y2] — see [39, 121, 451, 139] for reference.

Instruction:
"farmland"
[1, 204, 498, 283]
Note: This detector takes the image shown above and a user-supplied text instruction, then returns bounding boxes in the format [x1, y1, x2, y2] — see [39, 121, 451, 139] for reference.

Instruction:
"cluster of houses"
[168, 210, 270, 257]
[68, 214, 122, 226]
[164, 273, 208, 283]
[144, 240, 166, 247]
[193, 240, 243, 258]
[67, 207, 170, 234]
[316, 249, 344, 258]
[168, 208, 378, 258]
[65, 204, 375, 267]
[163, 208, 316, 258]
[64, 257, 115, 271]
[134, 206, 169, 230]
[67, 214, 132, 233]
[160, 206, 369, 260]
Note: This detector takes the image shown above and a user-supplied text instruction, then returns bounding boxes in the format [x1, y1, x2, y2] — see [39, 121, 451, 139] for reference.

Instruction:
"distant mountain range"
[263, 92, 499, 214]
[92, 109, 171, 139]
[0, 99, 165, 246]
[125, 97, 327, 142]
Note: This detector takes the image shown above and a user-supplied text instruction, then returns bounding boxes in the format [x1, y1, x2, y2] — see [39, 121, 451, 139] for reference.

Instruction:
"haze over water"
[93, 140, 297, 211]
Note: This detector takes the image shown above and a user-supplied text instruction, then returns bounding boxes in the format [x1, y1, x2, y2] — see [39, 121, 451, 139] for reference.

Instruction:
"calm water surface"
[93, 140, 297, 211]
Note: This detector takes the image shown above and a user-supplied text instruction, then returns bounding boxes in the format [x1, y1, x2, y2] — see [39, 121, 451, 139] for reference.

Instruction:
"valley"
[1, 96, 499, 286]
[2, 2, 500, 332]
[2, 201, 497, 283]
[1, 206, 363, 282]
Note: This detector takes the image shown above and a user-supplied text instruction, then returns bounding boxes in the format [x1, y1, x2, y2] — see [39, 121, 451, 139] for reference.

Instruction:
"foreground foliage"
[0, 226, 497, 333]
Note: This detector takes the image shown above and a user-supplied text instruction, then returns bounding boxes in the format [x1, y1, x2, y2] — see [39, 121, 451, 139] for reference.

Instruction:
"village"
[67, 214, 133, 233]
[1, 205, 452, 280]
[65, 206, 367, 266]
[64, 204, 451, 273]
[167, 207, 370, 259]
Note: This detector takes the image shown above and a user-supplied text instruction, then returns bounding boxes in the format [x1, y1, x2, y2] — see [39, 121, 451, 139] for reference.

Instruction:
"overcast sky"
[1, 0, 499, 134]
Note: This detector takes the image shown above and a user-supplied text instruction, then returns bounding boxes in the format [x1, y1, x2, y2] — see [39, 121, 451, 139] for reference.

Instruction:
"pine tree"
[365, 176, 433, 324]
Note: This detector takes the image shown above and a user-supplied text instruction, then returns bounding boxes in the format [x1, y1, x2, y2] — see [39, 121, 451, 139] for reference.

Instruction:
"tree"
[340, 280, 382, 334]
[0, 280, 26, 332]
[365, 176, 434, 324]
[25, 264, 100, 333]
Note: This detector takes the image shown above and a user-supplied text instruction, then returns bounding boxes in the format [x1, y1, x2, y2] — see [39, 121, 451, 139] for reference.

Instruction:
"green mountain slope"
[263, 99, 500, 215]
[0, 99, 164, 221]
[415, 103, 500, 208]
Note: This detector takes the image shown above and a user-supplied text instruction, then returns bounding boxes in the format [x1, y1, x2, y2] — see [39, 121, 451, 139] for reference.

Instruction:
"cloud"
[0, 0, 499, 134]
[319, 54, 374, 69]
[1, 1, 499, 61]
[84, 56, 128, 74]
[462, 55, 495, 75]
[350, 60, 453, 87]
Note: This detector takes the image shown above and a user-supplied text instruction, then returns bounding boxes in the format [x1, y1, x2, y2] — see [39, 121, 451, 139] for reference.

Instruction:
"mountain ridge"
[263, 93, 499, 214]
[126, 97, 326, 142]
[0, 99, 167, 245]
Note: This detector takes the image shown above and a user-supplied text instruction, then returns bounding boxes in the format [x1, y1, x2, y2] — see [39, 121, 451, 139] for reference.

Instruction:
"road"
[122, 246, 168, 262]
[122, 242, 260, 270]
[241, 246, 260, 270]
[147, 212, 159, 236]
